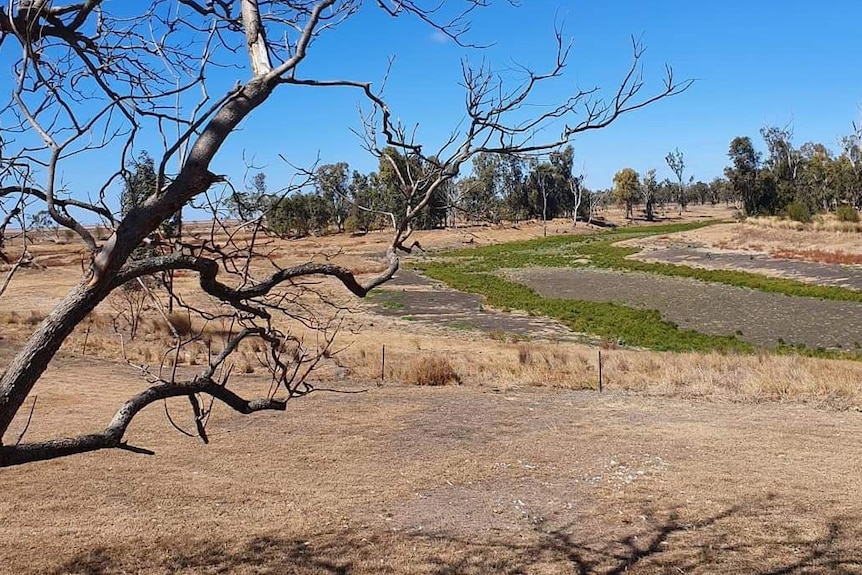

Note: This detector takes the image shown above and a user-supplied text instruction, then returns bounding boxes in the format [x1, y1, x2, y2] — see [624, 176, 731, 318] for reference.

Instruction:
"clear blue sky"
[7, 1, 862, 207]
[219, 0, 862, 192]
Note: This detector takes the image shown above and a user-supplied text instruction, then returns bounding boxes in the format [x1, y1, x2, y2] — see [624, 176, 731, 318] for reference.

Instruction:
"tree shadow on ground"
[53, 501, 861, 575]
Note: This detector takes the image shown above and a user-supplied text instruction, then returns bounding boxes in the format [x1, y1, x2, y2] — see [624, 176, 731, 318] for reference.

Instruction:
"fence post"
[598, 350, 603, 393]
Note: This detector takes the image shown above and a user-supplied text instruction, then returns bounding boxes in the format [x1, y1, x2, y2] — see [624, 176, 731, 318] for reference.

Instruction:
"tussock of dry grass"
[406, 355, 460, 386]
[0, 310, 46, 326]
[165, 311, 193, 336]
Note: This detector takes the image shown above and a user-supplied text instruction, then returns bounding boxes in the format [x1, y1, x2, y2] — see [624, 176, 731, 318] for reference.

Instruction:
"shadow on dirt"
[53, 501, 861, 574]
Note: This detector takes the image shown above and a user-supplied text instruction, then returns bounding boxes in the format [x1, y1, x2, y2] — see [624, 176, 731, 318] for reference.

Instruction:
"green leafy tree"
[122, 151, 181, 240]
[665, 148, 687, 212]
[120, 152, 157, 217]
[463, 152, 503, 222]
[268, 193, 333, 237]
[315, 163, 350, 232]
[344, 171, 379, 232]
[760, 124, 801, 209]
[799, 142, 837, 211]
[690, 180, 713, 205]
[499, 155, 528, 222]
[641, 169, 658, 221]
[227, 171, 267, 221]
[726, 137, 776, 216]
[613, 167, 641, 219]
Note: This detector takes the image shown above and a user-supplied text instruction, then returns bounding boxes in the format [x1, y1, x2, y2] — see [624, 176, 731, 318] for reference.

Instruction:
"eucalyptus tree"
[641, 169, 658, 221]
[0, 0, 688, 465]
[665, 147, 687, 212]
[315, 163, 351, 232]
[613, 167, 641, 219]
[726, 137, 773, 215]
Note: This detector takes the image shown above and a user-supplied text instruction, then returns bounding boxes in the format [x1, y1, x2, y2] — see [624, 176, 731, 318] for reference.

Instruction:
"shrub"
[408, 356, 460, 386]
[785, 201, 812, 223]
[836, 205, 859, 223]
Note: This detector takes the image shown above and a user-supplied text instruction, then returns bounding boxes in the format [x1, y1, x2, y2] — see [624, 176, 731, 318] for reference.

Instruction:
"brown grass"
[332, 327, 862, 409]
[406, 355, 460, 386]
[165, 310, 194, 336]
[770, 247, 862, 265]
[637, 218, 862, 263]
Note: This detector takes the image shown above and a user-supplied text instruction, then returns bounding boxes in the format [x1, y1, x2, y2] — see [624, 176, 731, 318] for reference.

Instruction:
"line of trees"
[611, 147, 734, 222]
[726, 123, 862, 220]
[605, 121, 862, 224]
[255, 145, 616, 237]
[267, 122, 862, 234]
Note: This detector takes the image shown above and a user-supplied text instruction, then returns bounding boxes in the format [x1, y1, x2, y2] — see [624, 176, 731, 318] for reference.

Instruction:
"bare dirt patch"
[368, 269, 578, 341]
[626, 220, 862, 277]
[506, 267, 862, 349]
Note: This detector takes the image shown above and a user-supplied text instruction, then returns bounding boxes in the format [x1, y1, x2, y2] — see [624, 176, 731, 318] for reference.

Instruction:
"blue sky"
[6, 1, 862, 209]
[222, 0, 862, 192]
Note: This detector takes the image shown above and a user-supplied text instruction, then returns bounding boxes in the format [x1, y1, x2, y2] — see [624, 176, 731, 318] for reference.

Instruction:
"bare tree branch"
[0, 0, 689, 465]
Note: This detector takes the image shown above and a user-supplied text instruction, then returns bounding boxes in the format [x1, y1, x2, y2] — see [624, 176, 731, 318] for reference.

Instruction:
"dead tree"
[570, 174, 586, 227]
[0, 1, 690, 466]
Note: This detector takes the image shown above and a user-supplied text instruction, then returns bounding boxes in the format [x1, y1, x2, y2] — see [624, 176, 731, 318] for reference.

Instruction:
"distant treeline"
[114, 121, 862, 239]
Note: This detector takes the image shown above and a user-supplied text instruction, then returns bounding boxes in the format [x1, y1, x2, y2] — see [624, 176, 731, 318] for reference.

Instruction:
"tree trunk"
[0, 280, 105, 439]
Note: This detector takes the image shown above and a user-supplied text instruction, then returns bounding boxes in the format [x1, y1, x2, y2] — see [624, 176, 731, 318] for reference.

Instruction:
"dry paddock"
[1, 353, 861, 574]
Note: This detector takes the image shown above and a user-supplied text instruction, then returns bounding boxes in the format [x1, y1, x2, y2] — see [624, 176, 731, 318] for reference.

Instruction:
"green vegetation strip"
[414, 221, 862, 357]
[419, 262, 750, 353]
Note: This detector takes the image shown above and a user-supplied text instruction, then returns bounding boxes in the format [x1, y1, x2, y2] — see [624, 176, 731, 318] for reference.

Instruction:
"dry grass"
[165, 310, 194, 336]
[748, 214, 862, 233]
[406, 355, 460, 386]
[2, 268, 861, 411]
[634, 218, 862, 262]
[336, 327, 862, 410]
[2, 353, 862, 574]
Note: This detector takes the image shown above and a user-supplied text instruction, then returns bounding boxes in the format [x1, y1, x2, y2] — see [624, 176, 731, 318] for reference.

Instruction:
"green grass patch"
[446, 320, 476, 331]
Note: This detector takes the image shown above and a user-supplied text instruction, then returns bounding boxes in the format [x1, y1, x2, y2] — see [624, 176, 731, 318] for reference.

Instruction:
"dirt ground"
[371, 270, 580, 341]
[4, 205, 862, 573]
[1, 354, 861, 574]
[506, 267, 862, 349]
[624, 219, 862, 282]
[632, 245, 862, 290]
